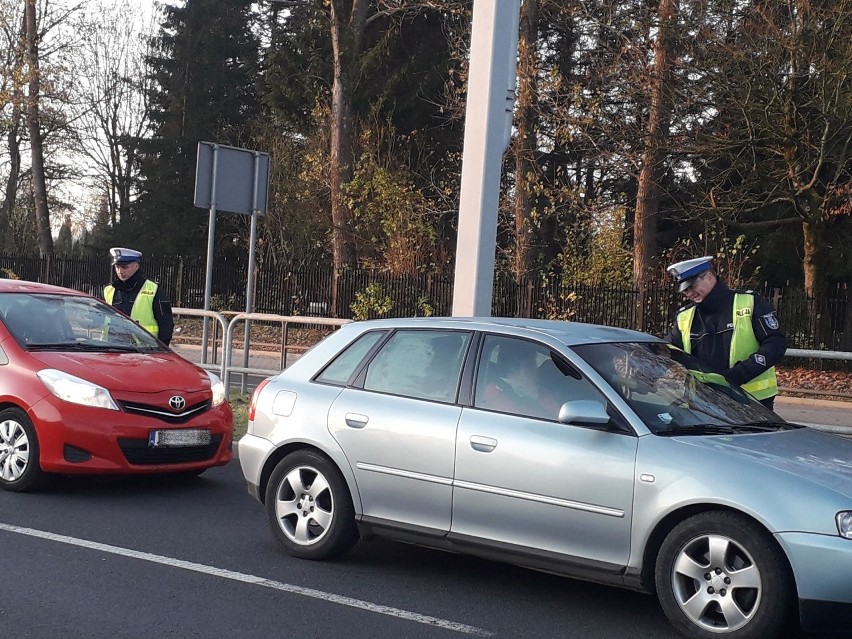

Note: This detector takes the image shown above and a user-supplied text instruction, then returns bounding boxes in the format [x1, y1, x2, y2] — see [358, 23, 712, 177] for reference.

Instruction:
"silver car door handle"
[345, 413, 369, 429]
[469, 435, 497, 452]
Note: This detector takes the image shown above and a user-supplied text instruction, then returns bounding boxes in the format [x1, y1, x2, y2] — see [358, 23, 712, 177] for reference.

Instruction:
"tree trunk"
[0, 93, 22, 253]
[633, 0, 677, 288]
[24, 0, 53, 257]
[802, 219, 818, 299]
[328, 1, 365, 314]
[512, 0, 540, 317]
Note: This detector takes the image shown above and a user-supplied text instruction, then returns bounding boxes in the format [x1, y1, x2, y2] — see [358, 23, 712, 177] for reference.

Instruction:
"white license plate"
[148, 429, 211, 448]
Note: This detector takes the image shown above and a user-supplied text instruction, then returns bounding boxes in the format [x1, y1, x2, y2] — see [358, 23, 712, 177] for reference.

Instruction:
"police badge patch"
[762, 312, 779, 330]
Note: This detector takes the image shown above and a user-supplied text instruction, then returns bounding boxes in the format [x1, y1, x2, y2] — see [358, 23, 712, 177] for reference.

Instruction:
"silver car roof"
[344, 316, 661, 347]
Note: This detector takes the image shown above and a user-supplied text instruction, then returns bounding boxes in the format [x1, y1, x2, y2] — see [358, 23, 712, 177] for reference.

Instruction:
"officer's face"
[682, 271, 716, 303]
[114, 261, 140, 281]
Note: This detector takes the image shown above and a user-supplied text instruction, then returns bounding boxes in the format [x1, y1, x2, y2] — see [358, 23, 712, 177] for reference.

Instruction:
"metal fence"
[2, 253, 849, 356]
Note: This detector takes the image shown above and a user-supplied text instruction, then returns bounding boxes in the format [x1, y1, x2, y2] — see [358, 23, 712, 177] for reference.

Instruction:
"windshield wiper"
[29, 342, 141, 353]
[657, 425, 737, 436]
[26, 342, 79, 351]
[734, 421, 801, 432]
[658, 422, 800, 436]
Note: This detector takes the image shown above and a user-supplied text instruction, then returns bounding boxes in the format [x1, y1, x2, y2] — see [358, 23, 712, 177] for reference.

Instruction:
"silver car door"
[328, 329, 471, 534]
[451, 334, 637, 567]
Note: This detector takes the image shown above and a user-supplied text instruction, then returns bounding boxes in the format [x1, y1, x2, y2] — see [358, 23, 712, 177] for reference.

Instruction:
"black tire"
[264, 449, 358, 560]
[0, 407, 45, 493]
[655, 511, 794, 639]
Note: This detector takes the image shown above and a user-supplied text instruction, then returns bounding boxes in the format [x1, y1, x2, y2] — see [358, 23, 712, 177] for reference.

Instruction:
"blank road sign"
[194, 142, 270, 215]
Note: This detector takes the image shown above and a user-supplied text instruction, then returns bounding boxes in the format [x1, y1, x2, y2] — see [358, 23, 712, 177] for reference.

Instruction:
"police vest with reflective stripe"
[676, 293, 778, 400]
[104, 280, 159, 337]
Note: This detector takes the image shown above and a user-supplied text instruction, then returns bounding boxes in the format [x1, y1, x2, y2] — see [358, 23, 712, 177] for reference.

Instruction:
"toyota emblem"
[169, 395, 186, 411]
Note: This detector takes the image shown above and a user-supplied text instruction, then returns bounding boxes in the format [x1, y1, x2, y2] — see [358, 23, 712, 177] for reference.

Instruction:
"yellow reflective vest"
[676, 293, 778, 400]
[104, 279, 159, 337]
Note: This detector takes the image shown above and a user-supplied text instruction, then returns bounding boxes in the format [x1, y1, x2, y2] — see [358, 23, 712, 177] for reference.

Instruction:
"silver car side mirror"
[558, 400, 610, 425]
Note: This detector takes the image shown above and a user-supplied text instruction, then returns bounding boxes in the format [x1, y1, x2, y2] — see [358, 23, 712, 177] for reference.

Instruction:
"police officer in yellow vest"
[667, 256, 786, 409]
[103, 248, 174, 346]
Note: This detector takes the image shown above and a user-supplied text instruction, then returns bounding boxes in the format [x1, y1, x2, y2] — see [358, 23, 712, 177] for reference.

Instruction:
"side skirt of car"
[357, 516, 647, 593]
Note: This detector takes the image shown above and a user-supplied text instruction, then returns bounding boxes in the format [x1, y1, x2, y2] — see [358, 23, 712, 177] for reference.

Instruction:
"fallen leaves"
[776, 366, 852, 397]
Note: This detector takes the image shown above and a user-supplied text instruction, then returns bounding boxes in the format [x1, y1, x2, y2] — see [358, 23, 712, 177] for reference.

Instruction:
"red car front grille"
[117, 400, 210, 424]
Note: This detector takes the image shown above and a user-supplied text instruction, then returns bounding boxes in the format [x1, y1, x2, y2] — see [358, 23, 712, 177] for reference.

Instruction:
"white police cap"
[667, 256, 714, 292]
[110, 247, 142, 265]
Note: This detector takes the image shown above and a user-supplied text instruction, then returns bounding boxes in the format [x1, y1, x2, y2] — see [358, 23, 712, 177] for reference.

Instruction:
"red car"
[0, 279, 233, 491]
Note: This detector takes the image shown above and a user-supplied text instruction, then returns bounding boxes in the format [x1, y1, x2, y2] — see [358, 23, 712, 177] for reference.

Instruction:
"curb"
[776, 395, 852, 409]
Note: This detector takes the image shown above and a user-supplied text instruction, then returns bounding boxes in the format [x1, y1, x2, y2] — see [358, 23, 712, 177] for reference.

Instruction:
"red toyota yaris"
[0, 279, 233, 492]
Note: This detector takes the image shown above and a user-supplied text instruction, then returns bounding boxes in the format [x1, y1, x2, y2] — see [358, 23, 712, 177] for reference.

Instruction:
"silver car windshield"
[573, 341, 792, 434]
[0, 292, 164, 352]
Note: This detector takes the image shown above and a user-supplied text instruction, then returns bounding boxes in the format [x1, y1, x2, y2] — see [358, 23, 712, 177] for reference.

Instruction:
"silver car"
[239, 317, 852, 639]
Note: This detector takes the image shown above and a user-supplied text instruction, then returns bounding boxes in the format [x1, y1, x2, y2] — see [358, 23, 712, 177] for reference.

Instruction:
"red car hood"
[29, 351, 210, 393]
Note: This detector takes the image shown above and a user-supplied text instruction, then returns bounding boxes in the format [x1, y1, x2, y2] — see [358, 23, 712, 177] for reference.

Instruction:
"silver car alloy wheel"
[671, 532, 762, 633]
[273, 465, 334, 546]
[0, 417, 30, 482]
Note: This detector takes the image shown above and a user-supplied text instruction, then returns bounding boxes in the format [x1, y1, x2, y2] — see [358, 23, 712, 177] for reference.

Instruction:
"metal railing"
[786, 348, 852, 362]
[172, 308, 229, 380]
[222, 313, 352, 391]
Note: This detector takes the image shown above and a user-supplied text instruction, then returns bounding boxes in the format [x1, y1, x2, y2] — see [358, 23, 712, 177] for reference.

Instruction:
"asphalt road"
[0, 461, 688, 639]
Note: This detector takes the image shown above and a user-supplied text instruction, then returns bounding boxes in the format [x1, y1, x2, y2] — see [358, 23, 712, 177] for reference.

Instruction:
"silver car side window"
[363, 330, 471, 402]
[315, 330, 386, 386]
[474, 335, 605, 420]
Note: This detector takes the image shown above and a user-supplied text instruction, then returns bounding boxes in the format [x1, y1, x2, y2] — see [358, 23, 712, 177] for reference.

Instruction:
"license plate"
[148, 428, 211, 448]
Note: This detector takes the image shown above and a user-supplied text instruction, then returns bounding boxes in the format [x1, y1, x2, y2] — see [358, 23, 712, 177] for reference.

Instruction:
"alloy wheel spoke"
[707, 535, 730, 568]
[673, 551, 707, 582]
[310, 506, 332, 532]
[681, 589, 713, 620]
[275, 495, 300, 519]
[730, 563, 761, 590]
[0, 421, 14, 444]
[285, 467, 310, 495]
[718, 592, 752, 628]
[293, 514, 311, 543]
[307, 473, 329, 500]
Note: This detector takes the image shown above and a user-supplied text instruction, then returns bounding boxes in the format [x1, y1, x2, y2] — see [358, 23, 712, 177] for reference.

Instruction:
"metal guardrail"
[786, 348, 852, 362]
[222, 312, 352, 391]
[172, 308, 229, 380]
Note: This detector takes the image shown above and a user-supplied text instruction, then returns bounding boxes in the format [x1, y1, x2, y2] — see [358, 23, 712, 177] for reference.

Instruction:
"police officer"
[103, 248, 174, 346]
[666, 256, 786, 409]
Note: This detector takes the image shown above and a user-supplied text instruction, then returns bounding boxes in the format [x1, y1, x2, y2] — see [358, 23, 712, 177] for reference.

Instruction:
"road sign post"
[194, 142, 270, 370]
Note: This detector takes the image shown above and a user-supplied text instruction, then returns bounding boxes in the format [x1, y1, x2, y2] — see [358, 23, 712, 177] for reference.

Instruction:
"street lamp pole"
[451, 0, 521, 317]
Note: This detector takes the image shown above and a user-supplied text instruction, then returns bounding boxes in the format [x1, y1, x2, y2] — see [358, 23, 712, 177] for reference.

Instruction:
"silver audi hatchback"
[239, 317, 852, 639]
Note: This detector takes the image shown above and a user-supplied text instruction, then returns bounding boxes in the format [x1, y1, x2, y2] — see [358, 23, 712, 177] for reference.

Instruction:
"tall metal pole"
[241, 152, 261, 393]
[451, 0, 520, 317]
[201, 144, 219, 365]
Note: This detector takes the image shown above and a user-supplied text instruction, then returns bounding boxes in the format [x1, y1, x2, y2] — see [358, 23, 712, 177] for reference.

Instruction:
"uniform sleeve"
[722, 295, 786, 386]
[666, 324, 683, 349]
[153, 288, 174, 346]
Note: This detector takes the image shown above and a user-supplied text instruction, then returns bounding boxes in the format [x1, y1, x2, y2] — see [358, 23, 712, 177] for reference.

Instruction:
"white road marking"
[0, 522, 492, 637]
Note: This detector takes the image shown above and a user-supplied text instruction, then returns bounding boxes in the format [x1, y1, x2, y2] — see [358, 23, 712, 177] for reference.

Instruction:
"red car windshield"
[0, 292, 165, 352]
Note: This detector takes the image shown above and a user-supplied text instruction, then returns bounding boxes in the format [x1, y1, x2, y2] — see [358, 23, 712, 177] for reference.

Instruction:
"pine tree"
[132, 0, 262, 256]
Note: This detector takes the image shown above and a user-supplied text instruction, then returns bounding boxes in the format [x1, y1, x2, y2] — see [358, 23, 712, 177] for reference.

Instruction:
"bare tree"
[512, 0, 540, 308]
[72, 0, 155, 229]
[0, 0, 25, 252]
[268, 0, 466, 314]
[693, 0, 852, 296]
[25, 0, 52, 255]
[633, 0, 678, 289]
